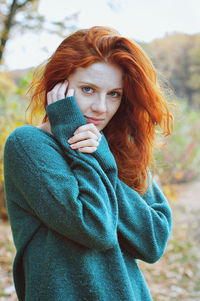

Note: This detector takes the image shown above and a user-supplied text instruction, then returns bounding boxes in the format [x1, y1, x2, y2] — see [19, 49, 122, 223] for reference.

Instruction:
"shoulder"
[4, 125, 69, 175]
[6, 125, 52, 141]
[5, 125, 54, 149]
[4, 125, 60, 162]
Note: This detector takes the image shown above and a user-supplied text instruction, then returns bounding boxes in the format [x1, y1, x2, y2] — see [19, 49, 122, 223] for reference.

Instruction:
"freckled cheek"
[73, 91, 83, 109]
[73, 89, 81, 100]
[109, 102, 121, 116]
[73, 91, 91, 113]
[73, 89, 85, 102]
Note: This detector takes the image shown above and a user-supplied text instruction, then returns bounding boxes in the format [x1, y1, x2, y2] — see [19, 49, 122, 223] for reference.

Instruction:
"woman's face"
[67, 62, 123, 131]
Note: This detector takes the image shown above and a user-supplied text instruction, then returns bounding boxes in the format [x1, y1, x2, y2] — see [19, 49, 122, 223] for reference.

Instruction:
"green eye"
[109, 91, 120, 98]
[82, 86, 94, 94]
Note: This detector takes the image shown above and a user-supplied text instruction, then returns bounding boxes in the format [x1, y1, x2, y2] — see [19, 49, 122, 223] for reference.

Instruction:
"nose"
[91, 94, 107, 113]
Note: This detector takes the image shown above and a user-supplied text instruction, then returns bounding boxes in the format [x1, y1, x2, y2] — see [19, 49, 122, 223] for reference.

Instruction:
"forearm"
[4, 124, 118, 251]
[46, 96, 118, 188]
[116, 179, 172, 263]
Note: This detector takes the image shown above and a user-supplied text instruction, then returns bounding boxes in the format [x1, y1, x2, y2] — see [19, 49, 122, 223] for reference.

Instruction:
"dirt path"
[0, 221, 17, 300]
[0, 181, 200, 301]
[140, 181, 200, 300]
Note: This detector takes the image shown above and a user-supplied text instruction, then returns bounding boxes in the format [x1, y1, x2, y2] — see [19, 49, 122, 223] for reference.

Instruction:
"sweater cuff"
[46, 96, 118, 175]
[46, 96, 86, 138]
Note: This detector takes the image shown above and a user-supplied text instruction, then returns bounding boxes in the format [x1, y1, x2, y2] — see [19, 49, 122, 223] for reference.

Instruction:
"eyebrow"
[78, 81, 123, 91]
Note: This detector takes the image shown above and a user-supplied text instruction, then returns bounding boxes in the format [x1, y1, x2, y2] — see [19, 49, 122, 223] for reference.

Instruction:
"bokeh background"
[0, 0, 200, 300]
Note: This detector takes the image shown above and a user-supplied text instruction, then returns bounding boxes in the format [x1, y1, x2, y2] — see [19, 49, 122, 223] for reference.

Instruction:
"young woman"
[4, 26, 173, 301]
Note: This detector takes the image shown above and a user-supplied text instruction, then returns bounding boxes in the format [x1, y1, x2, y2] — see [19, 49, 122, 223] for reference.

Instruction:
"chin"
[98, 125, 104, 131]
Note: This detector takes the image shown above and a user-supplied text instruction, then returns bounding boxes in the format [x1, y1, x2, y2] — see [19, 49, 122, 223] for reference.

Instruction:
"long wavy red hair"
[27, 26, 173, 194]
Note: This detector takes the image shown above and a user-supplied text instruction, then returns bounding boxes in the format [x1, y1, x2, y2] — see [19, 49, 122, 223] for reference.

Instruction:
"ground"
[0, 181, 200, 301]
[139, 181, 200, 301]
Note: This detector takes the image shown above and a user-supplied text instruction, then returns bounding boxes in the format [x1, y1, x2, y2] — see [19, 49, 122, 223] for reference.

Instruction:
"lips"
[84, 116, 104, 121]
[84, 116, 105, 125]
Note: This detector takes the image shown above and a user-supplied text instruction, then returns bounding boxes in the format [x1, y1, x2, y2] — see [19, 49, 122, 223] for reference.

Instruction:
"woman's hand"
[47, 80, 73, 105]
[68, 123, 102, 153]
[47, 81, 102, 154]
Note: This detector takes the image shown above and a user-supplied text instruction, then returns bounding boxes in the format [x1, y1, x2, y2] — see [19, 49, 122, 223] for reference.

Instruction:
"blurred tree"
[188, 35, 200, 107]
[142, 33, 200, 108]
[0, 0, 78, 64]
[154, 99, 200, 185]
[0, 71, 28, 219]
[0, 0, 39, 63]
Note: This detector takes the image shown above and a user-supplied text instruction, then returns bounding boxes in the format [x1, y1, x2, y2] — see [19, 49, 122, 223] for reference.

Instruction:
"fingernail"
[68, 138, 73, 143]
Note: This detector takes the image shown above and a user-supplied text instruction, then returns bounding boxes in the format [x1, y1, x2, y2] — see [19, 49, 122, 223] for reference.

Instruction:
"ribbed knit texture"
[3, 96, 172, 301]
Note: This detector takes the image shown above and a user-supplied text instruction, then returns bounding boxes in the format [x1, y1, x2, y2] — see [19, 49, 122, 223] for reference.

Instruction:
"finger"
[70, 138, 99, 150]
[47, 82, 64, 105]
[68, 131, 97, 144]
[66, 88, 74, 98]
[47, 92, 53, 105]
[96, 135, 101, 143]
[73, 123, 101, 139]
[57, 80, 68, 100]
[78, 146, 98, 153]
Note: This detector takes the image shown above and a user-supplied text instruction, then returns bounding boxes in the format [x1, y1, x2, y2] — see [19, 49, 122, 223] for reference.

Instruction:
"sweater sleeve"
[45, 96, 171, 261]
[45, 96, 119, 189]
[116, 179, 172, 263]
[3, 98, 119, 251]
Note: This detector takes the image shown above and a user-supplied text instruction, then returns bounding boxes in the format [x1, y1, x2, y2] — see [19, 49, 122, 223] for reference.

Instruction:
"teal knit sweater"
[3, 96, 172, 301]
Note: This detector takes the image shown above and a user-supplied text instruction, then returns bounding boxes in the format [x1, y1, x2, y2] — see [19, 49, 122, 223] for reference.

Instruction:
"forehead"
[71, 62, 123, 89]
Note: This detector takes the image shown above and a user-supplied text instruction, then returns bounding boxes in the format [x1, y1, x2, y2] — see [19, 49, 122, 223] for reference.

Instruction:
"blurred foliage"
[0, 0, 79, 64]
[0, 71, 30, 219]
[155, 98, 200, 185]
[142, 33, 200, 108]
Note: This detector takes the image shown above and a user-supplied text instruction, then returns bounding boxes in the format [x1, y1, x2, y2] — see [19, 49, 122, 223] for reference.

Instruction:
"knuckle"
[89, 139, 98, 146]
[88, 132, 94, 139]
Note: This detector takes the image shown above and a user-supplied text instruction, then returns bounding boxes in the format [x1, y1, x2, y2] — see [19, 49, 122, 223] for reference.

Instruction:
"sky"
[4, 0, 200, 70]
